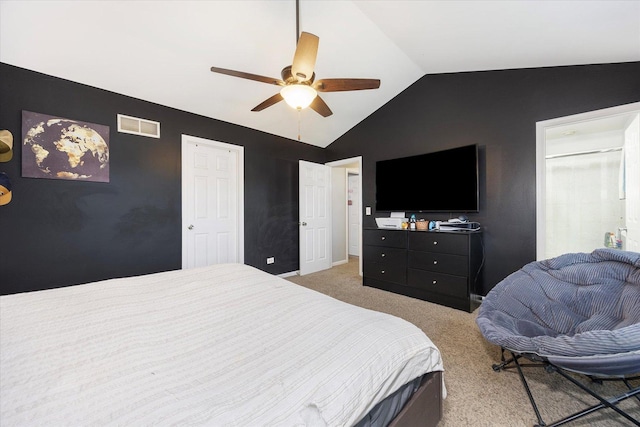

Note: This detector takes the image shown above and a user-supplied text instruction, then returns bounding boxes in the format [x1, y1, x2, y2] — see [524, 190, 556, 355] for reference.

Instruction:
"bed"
[0, 263, 444, 426]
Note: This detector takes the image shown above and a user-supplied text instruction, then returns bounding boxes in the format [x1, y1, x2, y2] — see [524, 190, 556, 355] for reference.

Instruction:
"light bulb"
[280, 84, 317, 110]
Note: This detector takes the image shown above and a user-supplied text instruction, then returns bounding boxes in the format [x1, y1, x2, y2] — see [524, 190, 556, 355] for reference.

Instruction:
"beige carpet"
[286, 257, 639, 427]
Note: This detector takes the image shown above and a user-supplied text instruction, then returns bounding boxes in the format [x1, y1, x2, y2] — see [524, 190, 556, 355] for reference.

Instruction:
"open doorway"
[326, 157, 363, 276]
[536, 102, 640, 260]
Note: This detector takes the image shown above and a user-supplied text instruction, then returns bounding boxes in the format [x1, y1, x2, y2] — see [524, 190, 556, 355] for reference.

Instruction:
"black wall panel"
[326, 62, 640, 294]
[0, 63, 326, 295]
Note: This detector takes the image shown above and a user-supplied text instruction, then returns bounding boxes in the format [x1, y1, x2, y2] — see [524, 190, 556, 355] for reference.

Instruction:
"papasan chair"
[476, 248, 640, 426]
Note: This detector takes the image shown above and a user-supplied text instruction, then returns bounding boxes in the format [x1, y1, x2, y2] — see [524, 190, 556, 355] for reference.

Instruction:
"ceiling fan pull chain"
[297, 108, 302, 141]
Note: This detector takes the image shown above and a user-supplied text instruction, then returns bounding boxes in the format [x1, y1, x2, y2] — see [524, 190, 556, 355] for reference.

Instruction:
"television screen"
[375, 144, 479, 212]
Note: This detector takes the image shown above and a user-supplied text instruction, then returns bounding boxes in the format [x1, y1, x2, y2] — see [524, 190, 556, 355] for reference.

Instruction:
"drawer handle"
[433, 260, 438, 265]
[433, 241, 438, 245]
[381, 253, 386, 257]
[381, 236, 386, 240]
[432, 280, 437, 285]
[381, 270, 386, 274]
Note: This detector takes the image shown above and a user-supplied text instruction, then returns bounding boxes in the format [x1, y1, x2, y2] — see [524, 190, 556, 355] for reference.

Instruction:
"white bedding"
[1, 263, 443, 426]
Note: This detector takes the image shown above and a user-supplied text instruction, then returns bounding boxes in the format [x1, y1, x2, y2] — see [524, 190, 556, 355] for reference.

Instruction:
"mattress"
[1, 263, 443, 426]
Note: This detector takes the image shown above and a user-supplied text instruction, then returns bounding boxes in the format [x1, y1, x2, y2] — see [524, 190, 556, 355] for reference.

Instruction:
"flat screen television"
[375, 144, 479, 212]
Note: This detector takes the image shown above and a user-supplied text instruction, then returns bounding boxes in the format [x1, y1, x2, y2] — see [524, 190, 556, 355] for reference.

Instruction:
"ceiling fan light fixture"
[280, 84, 317, 110]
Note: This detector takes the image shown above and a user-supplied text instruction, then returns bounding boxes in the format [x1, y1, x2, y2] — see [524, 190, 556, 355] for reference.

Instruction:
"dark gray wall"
[0, 63, 326, 295]
[3, 62, 639, 296]
[326, 62, 640, 293]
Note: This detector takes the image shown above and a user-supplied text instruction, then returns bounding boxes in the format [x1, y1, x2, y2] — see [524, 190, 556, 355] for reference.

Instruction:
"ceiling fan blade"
[309, 95, 333, 117]
[251, 93, 284, 112]
[313, 78, 381, 92]
[210, 66, 285, 86]
[291, 32, 319, 83]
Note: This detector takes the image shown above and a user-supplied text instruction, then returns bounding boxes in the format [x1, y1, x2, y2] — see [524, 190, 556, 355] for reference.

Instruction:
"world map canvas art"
[22, 111, 110, 182]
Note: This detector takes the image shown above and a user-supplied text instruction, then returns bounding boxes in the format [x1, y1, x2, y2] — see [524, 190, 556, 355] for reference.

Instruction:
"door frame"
[181, 134, 245, 268]
[535, 102, 639, 260]
[326, 156, 363, 276]
[347, 170, 360, 258]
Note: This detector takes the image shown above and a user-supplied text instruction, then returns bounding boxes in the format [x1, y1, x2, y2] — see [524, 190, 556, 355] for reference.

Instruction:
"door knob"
[188, 225, 194, 230]
[300, 222, 307, 226]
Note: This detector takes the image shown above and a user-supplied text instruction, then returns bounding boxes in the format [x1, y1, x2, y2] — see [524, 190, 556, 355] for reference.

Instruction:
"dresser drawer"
[409, 232, 468, 255]
[363, 244, 407, 284]
[364, 245, 407, 266]
[408, 251, 468, 276]
[364, 229, 407, 248]
[407, 269, 467, 299]
[364, 261, 407, 284]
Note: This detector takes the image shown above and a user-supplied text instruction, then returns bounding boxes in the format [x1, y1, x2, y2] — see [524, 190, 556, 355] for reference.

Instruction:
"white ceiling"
[1, 1, 639, 148]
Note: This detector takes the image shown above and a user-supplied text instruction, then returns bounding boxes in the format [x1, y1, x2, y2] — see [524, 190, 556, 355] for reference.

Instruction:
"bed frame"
[389, 371, 443, 427]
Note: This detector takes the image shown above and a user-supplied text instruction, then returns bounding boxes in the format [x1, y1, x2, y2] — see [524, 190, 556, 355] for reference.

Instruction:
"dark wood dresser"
[363, 228, 483, 312]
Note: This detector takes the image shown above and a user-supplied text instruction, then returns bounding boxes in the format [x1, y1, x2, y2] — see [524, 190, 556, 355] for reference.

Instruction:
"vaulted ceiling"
[1, 1, 638, 148]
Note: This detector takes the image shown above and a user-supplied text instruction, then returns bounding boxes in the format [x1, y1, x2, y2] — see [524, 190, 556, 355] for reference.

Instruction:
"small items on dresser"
[409, 214, 417, 230]
[416, 219, 429, 230]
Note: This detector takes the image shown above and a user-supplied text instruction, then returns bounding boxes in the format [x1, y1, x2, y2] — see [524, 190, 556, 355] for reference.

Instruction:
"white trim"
[332, 259, 348, 267]
[329, 167, 349, 267]
[346, 171, 360, 258]
[344, 172, 352, 261]
[535, 102, 640, 260]
[326, 156, 363, 276]
[181, 134, 244, 267]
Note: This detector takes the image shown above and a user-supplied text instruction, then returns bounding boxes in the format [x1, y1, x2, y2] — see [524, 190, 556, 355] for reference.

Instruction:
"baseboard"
[332, 259, 348, 267]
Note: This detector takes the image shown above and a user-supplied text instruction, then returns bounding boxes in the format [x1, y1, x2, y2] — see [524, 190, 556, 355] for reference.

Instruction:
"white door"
[624, 114, 640, 252]
[299, 160, 332, 275]
[182, 135, 244, 269]
[348, 173, 360, 256]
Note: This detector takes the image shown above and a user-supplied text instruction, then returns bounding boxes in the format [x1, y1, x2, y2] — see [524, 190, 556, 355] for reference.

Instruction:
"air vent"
[117, 114, 160, 138]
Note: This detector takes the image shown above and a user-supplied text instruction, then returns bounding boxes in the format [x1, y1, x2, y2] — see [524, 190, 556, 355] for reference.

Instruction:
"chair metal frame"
[492, 347, 640, 427]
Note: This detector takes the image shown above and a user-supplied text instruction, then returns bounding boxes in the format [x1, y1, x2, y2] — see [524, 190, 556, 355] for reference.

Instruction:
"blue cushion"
[476, 249, 640, 375]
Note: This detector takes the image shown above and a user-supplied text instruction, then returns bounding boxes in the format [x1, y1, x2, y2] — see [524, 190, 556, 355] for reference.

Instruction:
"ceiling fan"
[210, 0, 380, 117]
